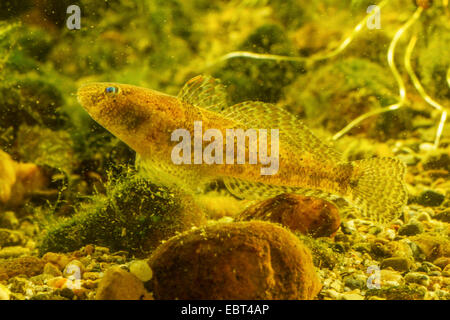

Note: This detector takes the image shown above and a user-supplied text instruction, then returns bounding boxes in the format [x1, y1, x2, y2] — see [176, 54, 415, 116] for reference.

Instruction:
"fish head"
[77, 82, 184, 155]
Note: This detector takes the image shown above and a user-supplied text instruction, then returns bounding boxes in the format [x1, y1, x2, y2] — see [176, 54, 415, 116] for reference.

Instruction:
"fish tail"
[347, 157, 408, 224]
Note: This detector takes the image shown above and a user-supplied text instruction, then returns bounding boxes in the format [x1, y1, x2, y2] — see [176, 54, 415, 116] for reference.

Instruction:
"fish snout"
[77, 83, 106, 112]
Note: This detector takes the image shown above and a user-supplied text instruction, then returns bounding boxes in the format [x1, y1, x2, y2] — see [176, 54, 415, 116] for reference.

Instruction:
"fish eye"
[105, 86, 119, 94]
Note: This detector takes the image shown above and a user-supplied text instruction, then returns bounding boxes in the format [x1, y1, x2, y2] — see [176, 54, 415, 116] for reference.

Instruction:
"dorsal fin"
[177, 75, 228, 112]
[222, 101, 343, 163]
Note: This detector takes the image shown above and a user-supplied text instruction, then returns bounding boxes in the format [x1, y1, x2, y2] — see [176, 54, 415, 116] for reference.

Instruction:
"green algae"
[295, 233, 344, 270]
[215, 24, 299, 104]
[38, 168, 206, 257]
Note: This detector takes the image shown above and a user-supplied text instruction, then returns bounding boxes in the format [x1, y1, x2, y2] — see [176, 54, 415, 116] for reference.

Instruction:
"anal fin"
[136, 155, 210, 194]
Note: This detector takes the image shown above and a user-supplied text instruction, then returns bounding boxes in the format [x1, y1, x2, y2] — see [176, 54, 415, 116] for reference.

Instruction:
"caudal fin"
[348, 157, 408, 224]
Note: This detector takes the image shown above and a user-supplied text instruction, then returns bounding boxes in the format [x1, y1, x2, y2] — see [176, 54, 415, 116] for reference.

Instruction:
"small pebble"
[416, 190, 445, 207]
[381, 257, 412, 272]
[129, 260, 153, 282]
[0, 246, 30, 258]
[380, 269, 403, 286]
[419, 143, 435, 152]
[42, 252, 70, 270]
[0, 211, 19, 229]
[416, 212, 431, 222]
[433, 257, 450, 269]
[344, 274, 367, 290]
[63, 260, 85, 278]
[434, 209, 450, 223]
[398, 220, 423, 236]
[95, 266, 151, 300]
[405, 272, 430, 286]
[0, 228, 26, 247]
[83, 272, 101, 281]
[339, 292, 364, 300]
[0, 284, 10, 300]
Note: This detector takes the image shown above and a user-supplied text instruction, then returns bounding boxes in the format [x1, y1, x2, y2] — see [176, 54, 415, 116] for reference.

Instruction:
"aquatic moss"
[38, 169, 206, 257]
[295, 233, 343, 269]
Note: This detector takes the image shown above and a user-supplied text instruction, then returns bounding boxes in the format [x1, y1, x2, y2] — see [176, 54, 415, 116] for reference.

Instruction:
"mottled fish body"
[78, 76, 408, 223]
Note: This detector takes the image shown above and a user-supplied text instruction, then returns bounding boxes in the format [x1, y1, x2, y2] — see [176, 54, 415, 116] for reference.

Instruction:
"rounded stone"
[95, 266, 152, 300]
[380, 257, 412, 272]
[398, 220, 423, 236]
[237, 194, 341, 238]
[148, 221, 322, 300]
[0, 256, 45, 280]
[416, 190, 445, 207]
[129, 260, 152, 282]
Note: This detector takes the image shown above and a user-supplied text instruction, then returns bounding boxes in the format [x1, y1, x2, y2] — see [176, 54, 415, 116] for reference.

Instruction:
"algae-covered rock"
[38, 170, 206, 257]
[0, 256, 45, 280]
[296, 233, 343, 269]
[237, 193, 341, 238]
[148, 221, 321, 300]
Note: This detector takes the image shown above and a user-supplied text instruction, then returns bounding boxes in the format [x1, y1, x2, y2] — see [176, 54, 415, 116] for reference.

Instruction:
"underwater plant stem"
[332, 7, 423, 141]
[435, 110, 448, 147]
[208, 0, 390, 67]
[404, 35, 444, 111]
[405, 34, 448, 148]
[332, 103, 403, 141]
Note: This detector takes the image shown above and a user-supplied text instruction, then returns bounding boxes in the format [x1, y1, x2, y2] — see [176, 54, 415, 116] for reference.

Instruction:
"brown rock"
[380, 257, 412, 272]
[237, 194, 340, 238]
[42, 252, 70, 270]
[95, 266, 152, 300]
[148, 221, 322, 300]
[0, 256, 45, 280]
